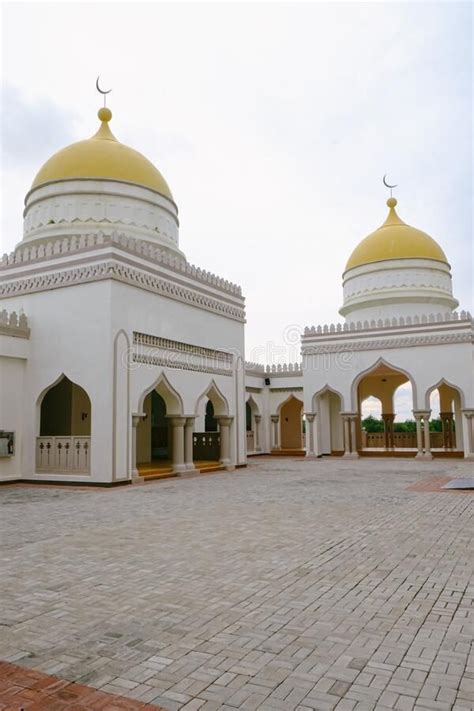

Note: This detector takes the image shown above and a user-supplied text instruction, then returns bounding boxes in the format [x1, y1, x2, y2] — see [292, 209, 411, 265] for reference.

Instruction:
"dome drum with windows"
[22, 107, 182, 257]
[340, 197, 458, 322]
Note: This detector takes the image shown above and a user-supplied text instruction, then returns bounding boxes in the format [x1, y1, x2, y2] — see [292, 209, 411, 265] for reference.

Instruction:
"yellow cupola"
[31, 107, 173, 201]
[345, 197, 448, 272]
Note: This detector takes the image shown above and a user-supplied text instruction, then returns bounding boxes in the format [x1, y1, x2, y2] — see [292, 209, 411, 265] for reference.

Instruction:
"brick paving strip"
[1, 458, 474, 711]
[0, 660, 169, 710]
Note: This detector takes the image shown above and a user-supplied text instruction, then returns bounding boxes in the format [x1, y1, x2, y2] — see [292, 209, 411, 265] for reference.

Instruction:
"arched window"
[40, 376, 91, 436]
[205, 400, 218, 432]
[246, 402, 252, 432]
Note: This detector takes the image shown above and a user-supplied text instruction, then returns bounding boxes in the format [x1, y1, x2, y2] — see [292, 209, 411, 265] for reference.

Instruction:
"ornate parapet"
[1, 230, 242, 298]
[303, 310, 472, 337]
[0, 309, 30, 338]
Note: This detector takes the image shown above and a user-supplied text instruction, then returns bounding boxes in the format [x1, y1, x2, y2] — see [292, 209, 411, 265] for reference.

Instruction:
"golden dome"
[345, 198, 448, 271]
[31, 108, 173, 200]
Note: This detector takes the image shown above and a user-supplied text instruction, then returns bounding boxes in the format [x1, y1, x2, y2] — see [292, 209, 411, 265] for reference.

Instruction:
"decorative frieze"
[302, 331, 472, 355]
[0, 261, 245, 322]
[132, 332, 234, 377]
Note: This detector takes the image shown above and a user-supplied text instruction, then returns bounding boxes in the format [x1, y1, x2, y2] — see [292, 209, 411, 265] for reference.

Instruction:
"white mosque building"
[0, 102, 472, 485]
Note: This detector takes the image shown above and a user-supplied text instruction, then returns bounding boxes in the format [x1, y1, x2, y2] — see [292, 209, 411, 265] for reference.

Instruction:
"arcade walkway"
[1, 458, 473, 711]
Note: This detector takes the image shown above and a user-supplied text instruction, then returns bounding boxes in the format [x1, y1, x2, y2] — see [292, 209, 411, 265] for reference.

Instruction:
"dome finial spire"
[382, 173, 398, 200]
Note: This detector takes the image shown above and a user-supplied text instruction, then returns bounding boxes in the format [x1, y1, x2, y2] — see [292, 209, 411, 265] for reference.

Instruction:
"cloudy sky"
[1, 2, 471, 416]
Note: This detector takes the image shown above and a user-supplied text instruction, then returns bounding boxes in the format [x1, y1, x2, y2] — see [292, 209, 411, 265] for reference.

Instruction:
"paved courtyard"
[1, 458, 473, 711]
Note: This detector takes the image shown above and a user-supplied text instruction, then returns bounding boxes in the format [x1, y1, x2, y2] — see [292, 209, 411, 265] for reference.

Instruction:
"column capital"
[381, 412, 395, 421]
[461, 409, 474, 419]
[184, 415, 196, 426]
[217, 416, 234, 427]
[167, 416, 187, 427]
[413, 410, 431, 419]
[132, 412, 145, 427]
[254, 414, 262, 423]
[271, 414, 280, 423]
[304, 412, 316, 422]
[341, 411, 358, 420]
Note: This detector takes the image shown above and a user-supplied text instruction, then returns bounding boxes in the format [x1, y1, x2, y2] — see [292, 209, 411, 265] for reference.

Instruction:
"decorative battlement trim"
[0, 309, 30, 338]
[0, 262, 245, 322]
[265, 362, 302, 373]
[245, 361, 303, 375]
[1, 231, 242, 297]
[133, 332, 233, 363]
[245, 361, 265, 372]
[303, 311, 472, 338]
[269, 386, 304, 393]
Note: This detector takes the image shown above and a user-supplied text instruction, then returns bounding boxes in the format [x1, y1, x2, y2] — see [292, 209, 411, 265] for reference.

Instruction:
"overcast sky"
[1, 2, 472, 417]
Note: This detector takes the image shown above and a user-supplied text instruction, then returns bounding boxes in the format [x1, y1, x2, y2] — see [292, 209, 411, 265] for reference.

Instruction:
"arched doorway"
[313, 387, 343, 455]
[135, 374, 185, 477]
[279, 396, 303, 450]
[194, 382, 232, 466]
[245, 396, 261, 454]
[137, 392, 170, 466]
[426, 381, 464, 455]
[36, 375, 91, 473]
[355, 360, 415, 454]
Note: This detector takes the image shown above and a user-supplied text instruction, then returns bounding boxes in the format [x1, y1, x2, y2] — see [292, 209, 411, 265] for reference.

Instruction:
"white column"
[343, 416, 351, 457]
[217, 417, 233, 468]
[254, 415, 262, 452]
[423, 411, 432, 459]
[413, 413, 424, 457]
[184, 417, 196, 471]
[305, 413, 316, 457]
[131, 413, 144, 481]
[461, 410, 474, 459]
[169, 416, 187, 474]
[350, 417, 359, 457]
[342, 414, 358, 459]
[271, 415, 280, 450]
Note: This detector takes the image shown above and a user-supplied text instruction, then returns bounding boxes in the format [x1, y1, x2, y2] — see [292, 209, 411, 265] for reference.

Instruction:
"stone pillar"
[413, 413, 424, 457]
[350, 416, 359, 458]
[461, 410, 474, 459]
[413, 410, 431, 459]
[271, 415, 280, 450]
[217, 417, 233, 468]
[305, 413, 316, 457]
[184, 417, 196, 471]
[382, 413, 395, 449]
[131, 412, 144, 481]
[254, 415, 262, 452]
[168, 416, 187, 474]
[343, 416, 351, 457]
[440, 412, 454, 449]
[423, 411, 432, 459]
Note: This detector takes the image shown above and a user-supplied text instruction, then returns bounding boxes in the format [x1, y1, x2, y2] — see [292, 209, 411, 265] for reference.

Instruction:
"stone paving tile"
[1, 458, 473, 710]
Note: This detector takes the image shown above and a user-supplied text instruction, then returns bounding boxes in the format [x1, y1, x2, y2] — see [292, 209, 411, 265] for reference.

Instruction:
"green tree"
[361, 415, 384, 433]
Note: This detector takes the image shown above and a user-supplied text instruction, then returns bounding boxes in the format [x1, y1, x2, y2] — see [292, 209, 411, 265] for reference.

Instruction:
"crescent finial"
[383, 174, 398, 198]
[96, 76, 112, 107]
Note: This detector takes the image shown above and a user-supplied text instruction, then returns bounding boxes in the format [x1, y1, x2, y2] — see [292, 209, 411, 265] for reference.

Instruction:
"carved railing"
[1, 231, 242, 297]
[36, 437, 90, 473]
[304, 311, 472, 337]
[362, 432, 445, 449]
[193, 432, 220, 461]
[246, 431, 255, 452]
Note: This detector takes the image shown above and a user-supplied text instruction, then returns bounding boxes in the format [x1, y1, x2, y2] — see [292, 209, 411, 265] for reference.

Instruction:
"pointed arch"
[195, 379, 229, 417]
[245, 393, 260, 415]
[138, 372, 183, 415]
[311, 384, 345, 413]
[351, 357, 417, 410]
[276, 392, 303, 415]
[424, 378, 466, 409]
[37, 373, 91, 437]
